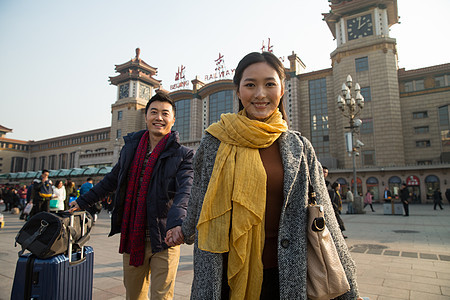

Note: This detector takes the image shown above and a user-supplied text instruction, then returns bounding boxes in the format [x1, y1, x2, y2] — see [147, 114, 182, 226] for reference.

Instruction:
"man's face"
[41, 171, 49, 181]
[145, 101, 175, 138]
[323, 168, 329, 178]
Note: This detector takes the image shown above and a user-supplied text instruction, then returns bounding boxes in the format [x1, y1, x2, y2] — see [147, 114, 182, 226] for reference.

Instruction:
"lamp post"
[337, 75, 365, 214]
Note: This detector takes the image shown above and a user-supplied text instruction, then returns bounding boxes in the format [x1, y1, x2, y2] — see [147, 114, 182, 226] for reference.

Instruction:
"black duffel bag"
[15, 211, 92, 259]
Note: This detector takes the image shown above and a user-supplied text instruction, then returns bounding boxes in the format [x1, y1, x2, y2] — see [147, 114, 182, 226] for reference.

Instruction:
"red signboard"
[406, 175, 420, 186]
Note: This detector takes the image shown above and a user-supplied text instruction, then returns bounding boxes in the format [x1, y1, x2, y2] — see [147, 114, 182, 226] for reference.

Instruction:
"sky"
[1, 0, 449, 141]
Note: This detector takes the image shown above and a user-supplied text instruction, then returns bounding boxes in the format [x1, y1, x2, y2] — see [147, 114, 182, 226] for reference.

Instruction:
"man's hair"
[322, 166, 328, 171]
[144, 91, 176, 116]
[87, 177, 93, 182]
[42, 169, 49, 174]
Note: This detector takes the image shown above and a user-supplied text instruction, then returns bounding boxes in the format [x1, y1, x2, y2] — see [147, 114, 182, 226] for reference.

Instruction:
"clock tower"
[323, 0, 405, 168]
[109, 48, 161, 149]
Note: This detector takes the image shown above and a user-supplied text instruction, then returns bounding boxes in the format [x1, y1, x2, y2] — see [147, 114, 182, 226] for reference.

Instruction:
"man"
[70, 92, 193, 300]
[79, 178, 99, 222]
[30, 170, 53, 216]
[18, 185, 28, 210]
[445, 188, 450, 205]
[399, 183, 410, 216]
[322, 165, 330, 189]
[383, 187, 392, 203]
[346, 189, 354, 214]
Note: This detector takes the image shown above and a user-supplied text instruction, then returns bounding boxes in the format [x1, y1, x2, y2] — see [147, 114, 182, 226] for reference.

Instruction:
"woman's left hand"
[165, 226, 184, 246]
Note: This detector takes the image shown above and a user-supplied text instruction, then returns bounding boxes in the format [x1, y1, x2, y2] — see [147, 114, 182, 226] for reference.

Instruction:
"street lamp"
[337, 75, 365, 214]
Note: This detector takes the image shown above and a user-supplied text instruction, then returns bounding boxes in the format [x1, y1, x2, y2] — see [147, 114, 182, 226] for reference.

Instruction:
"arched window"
[350, 177, 363, 196]
[209, 90, 233, 125]
[425, 175, 440, 200]
[388, 176, 402, 196]
[336, 178, 348, 196]
[366, 177, 379, 201]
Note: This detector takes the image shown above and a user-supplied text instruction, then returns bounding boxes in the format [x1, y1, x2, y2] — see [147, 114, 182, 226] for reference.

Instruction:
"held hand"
[68, 201, 80, 213]
[165, 226, 184, 247]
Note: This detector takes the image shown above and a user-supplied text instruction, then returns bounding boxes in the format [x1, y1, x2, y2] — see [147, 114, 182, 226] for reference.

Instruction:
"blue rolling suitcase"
[11, 212, 94, 300]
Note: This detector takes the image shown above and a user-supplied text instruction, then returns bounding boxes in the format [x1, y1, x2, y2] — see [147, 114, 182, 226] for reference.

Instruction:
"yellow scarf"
[197, 109, 288, 299]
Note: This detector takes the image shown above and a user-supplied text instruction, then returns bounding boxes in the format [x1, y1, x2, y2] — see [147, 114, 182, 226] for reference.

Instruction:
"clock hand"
[358, 21, 367, 30]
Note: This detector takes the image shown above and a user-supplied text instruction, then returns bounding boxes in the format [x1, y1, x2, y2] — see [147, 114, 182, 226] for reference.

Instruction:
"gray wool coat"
[181, 130, 360, 299]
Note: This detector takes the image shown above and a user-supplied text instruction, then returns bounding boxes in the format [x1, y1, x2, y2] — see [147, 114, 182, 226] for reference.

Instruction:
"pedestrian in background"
[329, 182, 347, 238]
[79, 178, 99, 222]
[445, 188, 450, 205]
[433, 188, 443, 210]
[173, 52, 360, 299]
[399, 183, 410, 217]
[346, 189, 354, 214]
[17, 185, 27, 210]
[64, 179, 77, 210]
[29, 170, 53, 215]
[383, 186, 392, 202]
[364, 191, 375, 212]
[50, 180, 66, 212]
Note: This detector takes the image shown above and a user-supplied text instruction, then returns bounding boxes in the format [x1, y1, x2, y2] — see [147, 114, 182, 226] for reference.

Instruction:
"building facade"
[1, 0, 449, 202]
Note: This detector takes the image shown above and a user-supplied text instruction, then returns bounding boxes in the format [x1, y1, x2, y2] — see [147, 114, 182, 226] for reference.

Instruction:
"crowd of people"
[0, 173, 109, 221]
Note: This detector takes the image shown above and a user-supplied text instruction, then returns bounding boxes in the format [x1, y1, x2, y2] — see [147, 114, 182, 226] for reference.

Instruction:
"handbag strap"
[17, 219, 49, 257]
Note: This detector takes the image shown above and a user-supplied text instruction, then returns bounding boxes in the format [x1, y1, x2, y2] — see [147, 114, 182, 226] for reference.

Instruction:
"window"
[59, 153, 67, 169]
[172, 99, 191, 141]
[360, 87, 371, 101]
[309, 78, 329, 157]
[39, 156, 46, 170]
[360, 118, 373, 134]
[209, 90, 233, 125]
[417, 160, 432, 165]
[49, 155, 57, 169]
[116, 129, 122, 139]
[404, 79, 425, 92]
[362, 150, 375, 166]
[118, 111, 123, 121]
[414, 126, 429, 134]
[435, 76, 445, 87]
[413, 111, 428, 119]
[355, 57, 369, 72]
[438, 105, 450, 147]
[416, 140, 431, 147]
[415, 79, 424, 91]
[69, 152, 76, 168]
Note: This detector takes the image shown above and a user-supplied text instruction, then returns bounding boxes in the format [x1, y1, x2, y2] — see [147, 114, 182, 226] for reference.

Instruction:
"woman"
[50, 180, 66, 212]
[364, 191, 375, 212]
[169, 52, 360, 299]
[64, 180, 77, 210]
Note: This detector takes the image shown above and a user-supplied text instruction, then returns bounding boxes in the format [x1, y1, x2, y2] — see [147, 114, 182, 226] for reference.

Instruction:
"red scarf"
[119, 131, 171, 266]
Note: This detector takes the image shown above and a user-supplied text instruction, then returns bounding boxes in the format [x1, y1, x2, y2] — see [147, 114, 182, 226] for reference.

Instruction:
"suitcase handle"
[69, 255, 87, 266]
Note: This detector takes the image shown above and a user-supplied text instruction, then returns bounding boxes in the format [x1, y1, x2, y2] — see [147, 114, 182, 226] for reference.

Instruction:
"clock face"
[119, 84, 129, 99]
[139, 84, 150, 100]
[347, 14, 373, 41]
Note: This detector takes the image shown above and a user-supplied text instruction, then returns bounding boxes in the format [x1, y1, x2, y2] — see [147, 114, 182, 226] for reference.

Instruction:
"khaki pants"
[123, 241, 180, 300]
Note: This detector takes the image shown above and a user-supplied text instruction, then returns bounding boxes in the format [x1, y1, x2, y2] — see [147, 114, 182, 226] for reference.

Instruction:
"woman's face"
[57, 181, 63, 188]
[237, 62, 284, 121]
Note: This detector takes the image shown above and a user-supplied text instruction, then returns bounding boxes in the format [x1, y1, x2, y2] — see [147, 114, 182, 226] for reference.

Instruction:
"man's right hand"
[68, 201, 80, 213]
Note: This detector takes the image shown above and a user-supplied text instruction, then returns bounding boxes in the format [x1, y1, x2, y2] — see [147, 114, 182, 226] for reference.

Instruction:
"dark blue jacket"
[76, 130, 194, 253]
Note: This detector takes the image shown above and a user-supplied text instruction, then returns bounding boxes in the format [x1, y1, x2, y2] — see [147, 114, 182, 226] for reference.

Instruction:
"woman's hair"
[233, 52, 288, 121]
[55, 180, 62, 187]
[331, 182, 340, 190]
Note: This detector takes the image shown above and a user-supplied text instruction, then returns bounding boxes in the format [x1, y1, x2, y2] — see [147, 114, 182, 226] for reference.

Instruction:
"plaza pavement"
[1, 202, 449, 300]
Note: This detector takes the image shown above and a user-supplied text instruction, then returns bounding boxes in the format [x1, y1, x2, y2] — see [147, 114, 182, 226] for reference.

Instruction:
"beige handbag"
[306, 184, 350, 300]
